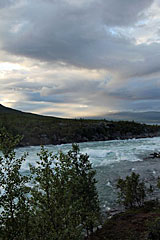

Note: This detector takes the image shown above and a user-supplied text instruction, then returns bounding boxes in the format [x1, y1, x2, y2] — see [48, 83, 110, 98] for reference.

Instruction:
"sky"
[0, 0, 160, 118]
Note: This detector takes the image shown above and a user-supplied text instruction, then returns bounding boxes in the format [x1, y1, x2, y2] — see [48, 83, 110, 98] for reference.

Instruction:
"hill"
[0, 104, 160, 146]
[0, 104, 22, 113]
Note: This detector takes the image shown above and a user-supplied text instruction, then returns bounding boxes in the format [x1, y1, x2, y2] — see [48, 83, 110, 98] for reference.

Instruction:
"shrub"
[63, 144, 100, 235]
[29, 144, 100, 239]
[116, 172, 147, 209]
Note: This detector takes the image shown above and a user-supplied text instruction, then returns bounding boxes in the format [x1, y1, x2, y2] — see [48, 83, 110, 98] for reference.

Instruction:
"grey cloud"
[27, 92, 72, 104]
[0, 0, 156, 72]
[125, 44, 160, 78]
[24, 80, 102, 105]
[40, 79, 102, 96]
[0, 0, 17, 8]
[97, 0, 154, 26]
[106, 77, 160, 101]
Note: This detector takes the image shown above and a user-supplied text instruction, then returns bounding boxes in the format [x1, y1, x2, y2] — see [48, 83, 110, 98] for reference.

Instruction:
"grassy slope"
[0, 104, 160, 146]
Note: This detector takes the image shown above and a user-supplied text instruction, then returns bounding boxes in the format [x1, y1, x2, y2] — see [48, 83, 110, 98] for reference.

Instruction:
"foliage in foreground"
[0, 128, 100, 240]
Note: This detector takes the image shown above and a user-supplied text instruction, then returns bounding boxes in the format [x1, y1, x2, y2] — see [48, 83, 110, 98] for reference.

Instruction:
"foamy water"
[17, 137, 160, 170]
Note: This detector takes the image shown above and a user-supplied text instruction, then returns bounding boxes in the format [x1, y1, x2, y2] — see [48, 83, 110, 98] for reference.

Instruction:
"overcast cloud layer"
[0, 0, 160, 118]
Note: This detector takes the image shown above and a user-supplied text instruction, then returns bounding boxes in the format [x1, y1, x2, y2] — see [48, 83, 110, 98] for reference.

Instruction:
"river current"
[16, 137, 160, 212]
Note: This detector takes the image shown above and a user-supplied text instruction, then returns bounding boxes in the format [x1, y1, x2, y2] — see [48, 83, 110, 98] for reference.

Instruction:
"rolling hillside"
[0, 104, 160, 146]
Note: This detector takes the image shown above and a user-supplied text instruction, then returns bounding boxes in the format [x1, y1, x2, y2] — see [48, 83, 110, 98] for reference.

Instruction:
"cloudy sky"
[0, 0, 160, 118]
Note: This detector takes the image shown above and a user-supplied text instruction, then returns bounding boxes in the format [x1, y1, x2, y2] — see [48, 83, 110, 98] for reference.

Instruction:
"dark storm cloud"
[0, 0, 155, 71]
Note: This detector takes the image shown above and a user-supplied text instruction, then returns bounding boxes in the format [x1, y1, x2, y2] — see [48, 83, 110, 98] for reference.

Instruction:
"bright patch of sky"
[0, 62, 24, 71]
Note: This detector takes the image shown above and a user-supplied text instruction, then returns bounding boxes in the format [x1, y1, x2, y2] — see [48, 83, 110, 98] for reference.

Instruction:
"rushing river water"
[16, 137, 160, 212]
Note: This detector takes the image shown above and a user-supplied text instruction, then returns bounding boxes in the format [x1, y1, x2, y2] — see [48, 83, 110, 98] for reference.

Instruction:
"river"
[16, 137, 160, 212]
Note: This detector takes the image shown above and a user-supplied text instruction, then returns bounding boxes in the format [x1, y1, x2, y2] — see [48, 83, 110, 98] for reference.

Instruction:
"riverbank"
[88, 200, 160, 240]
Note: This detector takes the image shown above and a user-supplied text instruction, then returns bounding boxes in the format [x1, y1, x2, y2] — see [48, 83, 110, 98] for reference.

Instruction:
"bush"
[29, 144, 100, 239]
[116, 172, 147, 209]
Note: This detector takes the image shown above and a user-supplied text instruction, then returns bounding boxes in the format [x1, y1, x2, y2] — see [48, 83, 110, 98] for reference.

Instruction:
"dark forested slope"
[0, 104, 160, 146]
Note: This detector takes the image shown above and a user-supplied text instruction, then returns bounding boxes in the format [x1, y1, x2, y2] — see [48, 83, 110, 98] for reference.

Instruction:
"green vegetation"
[89, 173, 160, 240]
[116, 172, 149, 208]
[0, 104, 159, 146]
[0, 128, 100, 240]
[0, 128, 30, 240]
[2, 125, 160, 239]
